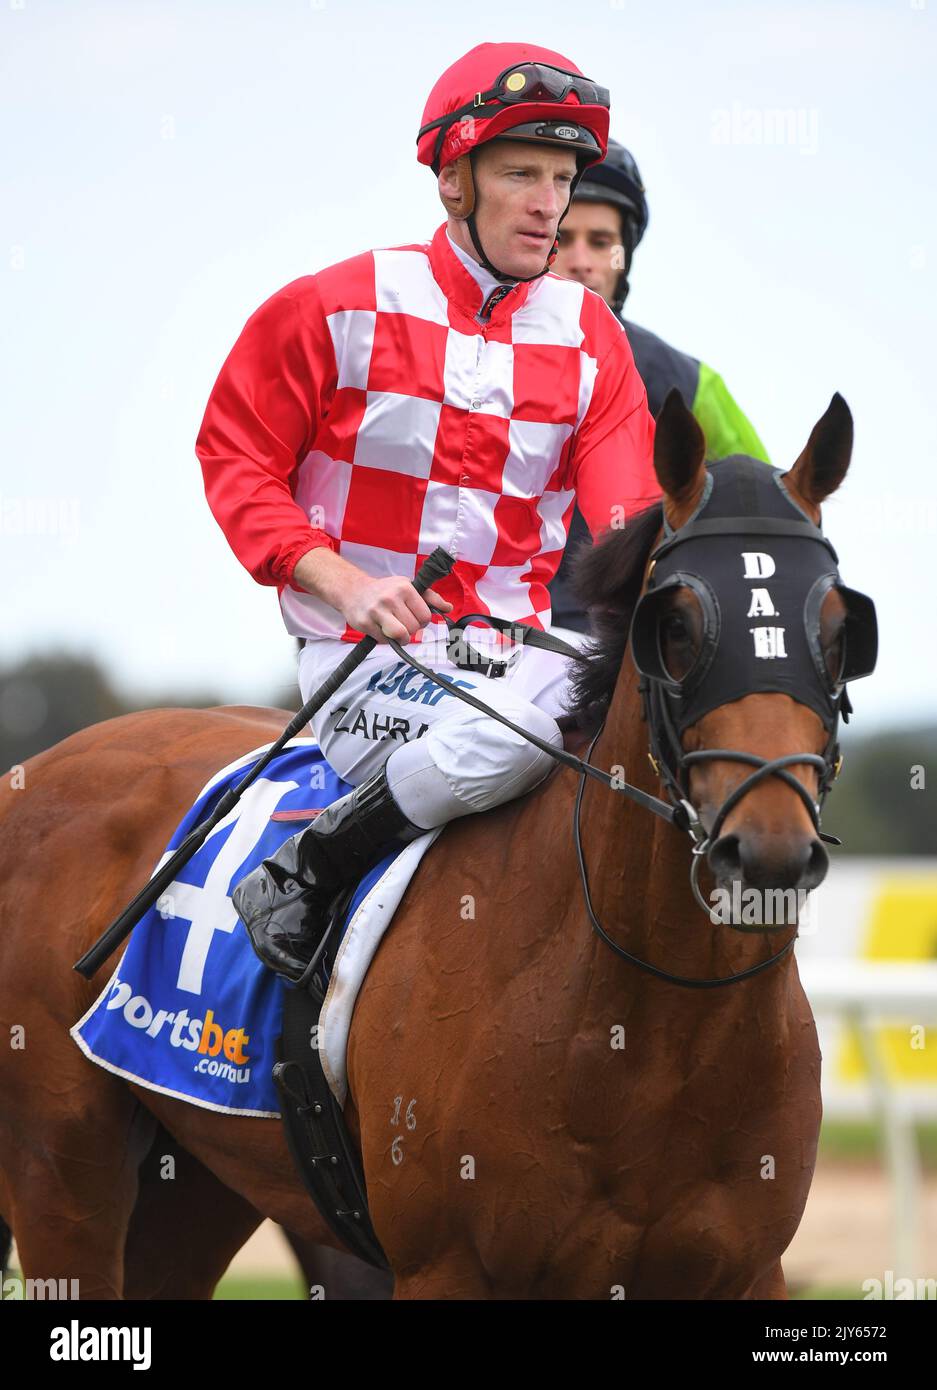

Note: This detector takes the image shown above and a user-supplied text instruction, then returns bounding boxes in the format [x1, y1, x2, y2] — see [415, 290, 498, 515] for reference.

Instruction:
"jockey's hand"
[342, 573, 453, 644]
[291, 547, 453, 643]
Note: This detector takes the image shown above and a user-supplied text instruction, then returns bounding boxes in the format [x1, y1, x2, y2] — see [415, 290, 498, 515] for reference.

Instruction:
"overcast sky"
[2, 0, 934, 732]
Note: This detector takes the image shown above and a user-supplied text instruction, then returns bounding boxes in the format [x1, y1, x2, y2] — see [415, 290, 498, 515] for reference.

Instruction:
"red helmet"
[417, 42, 611, 281]
[417, 40, 608, 179]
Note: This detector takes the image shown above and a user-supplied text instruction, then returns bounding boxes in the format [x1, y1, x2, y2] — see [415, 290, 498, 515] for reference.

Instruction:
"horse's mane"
[564, 502, 664, 726]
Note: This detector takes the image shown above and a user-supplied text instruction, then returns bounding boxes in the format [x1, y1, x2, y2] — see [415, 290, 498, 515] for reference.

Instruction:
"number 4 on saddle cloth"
[71, 739, 442, 1117]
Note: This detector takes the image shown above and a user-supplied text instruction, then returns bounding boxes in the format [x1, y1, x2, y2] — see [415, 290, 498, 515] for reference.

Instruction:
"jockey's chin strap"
[383, 616, 803, 988]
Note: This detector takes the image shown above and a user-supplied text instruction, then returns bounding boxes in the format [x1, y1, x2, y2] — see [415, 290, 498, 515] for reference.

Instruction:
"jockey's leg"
[232, 632, 572, 982]
[382, 695, 562, 827]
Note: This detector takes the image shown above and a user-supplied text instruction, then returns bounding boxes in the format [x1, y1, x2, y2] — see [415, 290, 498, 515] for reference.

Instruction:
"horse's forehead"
[665, 456, 805, 511]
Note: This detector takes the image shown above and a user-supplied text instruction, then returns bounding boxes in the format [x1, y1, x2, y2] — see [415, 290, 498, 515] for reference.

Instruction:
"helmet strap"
[611, 271, 629, 317]
[611, 210, 636, 316]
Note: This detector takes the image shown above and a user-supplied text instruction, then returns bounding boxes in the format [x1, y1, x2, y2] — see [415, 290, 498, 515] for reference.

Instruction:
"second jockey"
[195, 41, 661, 982]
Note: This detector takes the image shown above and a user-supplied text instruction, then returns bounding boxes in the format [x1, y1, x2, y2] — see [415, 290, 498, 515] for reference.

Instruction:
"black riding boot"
[232, 760, 427, 984]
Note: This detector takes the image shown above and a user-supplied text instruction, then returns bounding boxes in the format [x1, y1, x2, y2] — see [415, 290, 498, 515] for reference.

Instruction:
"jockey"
[195, 42, 660, 983]
[549, 139, 769, 634]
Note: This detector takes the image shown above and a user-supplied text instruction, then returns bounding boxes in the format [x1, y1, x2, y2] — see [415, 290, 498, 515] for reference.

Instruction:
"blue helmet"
[573, 138, 649, 253]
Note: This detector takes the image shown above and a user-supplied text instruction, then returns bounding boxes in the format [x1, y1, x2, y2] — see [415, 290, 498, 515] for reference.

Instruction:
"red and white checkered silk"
[196, 222, 660, 648]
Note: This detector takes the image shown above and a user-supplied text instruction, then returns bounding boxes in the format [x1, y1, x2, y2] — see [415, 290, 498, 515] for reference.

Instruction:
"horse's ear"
[785, 393, 853, 505]
[654, 388, 707, 504]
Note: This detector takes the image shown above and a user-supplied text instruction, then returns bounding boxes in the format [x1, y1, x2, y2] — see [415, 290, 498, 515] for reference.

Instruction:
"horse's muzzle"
[706, 829, 829, 930]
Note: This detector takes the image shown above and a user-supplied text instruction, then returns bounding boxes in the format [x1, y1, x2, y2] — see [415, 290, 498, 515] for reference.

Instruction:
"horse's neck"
[579, 657, 794, 1003]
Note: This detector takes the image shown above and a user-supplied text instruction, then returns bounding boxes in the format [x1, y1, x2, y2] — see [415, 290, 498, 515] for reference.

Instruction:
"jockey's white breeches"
[297, 626, 590, 830]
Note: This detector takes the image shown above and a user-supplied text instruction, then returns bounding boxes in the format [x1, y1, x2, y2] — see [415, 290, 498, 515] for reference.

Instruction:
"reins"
[385, 623, 681, 828]
[385, 621, 808, 988]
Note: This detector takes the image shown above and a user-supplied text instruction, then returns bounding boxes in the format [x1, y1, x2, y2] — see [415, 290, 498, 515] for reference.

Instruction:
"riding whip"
[73, 546, 456, 979]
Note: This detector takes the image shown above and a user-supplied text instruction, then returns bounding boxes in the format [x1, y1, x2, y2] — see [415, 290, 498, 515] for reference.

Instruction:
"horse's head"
[627, 389, 877, 921]
[568, 392, 879, 942]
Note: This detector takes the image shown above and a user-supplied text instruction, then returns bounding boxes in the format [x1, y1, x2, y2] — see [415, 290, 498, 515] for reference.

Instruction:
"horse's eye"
[824, 629, 846, 685]
[661, 614, 690, 643]
[659, 609, 697, 682]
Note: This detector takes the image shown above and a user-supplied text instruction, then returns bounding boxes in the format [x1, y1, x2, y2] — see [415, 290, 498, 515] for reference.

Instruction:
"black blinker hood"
[630, 457, 878, 733]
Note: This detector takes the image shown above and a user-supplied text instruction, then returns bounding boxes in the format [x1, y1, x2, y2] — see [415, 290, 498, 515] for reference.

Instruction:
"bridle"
[573, 728, 816, 987]
[380, 468, 877, 989]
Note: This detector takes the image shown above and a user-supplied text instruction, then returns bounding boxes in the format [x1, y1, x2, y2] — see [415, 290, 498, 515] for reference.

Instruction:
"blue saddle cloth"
[71, 742, 400, 1117]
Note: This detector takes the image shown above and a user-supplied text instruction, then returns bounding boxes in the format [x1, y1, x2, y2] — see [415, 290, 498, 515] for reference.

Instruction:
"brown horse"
[0, 392, 865, 1298]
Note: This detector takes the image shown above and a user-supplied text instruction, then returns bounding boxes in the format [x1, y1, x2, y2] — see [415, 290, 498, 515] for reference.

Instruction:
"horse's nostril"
[803, 839, 829, 890]
[708, 834, 741, 882]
